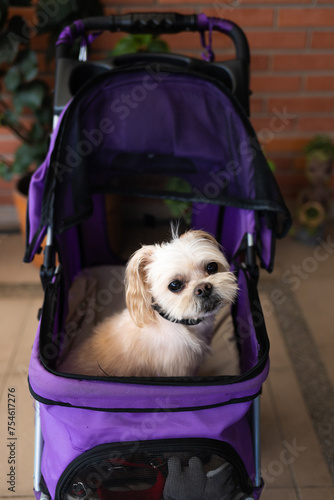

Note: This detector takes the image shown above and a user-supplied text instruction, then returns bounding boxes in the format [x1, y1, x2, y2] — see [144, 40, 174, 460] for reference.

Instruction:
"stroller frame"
[26, 12, 291, 500]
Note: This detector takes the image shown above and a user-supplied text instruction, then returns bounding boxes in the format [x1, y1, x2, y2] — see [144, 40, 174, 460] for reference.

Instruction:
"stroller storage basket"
[57, 439, 253, 500]
[26, 12, 291, 500]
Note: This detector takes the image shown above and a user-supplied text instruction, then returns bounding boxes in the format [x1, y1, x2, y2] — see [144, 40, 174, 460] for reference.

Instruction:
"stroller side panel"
[29, 263, 269, 499]
[29, 320, 269, 412]
[193, 205, 257, 264]
[38, 402, 258, 499]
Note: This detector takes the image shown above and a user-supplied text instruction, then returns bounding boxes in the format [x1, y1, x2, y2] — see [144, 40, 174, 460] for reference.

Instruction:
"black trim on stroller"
[28, 383, 262, 413]
[35, 265, 269, 387]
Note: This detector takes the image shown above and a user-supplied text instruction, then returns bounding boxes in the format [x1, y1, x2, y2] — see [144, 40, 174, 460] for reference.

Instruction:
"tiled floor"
[0, 229, 334, 500]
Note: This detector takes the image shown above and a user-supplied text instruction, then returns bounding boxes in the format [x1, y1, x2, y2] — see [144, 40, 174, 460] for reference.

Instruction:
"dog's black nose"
[195, 282, 212, 298]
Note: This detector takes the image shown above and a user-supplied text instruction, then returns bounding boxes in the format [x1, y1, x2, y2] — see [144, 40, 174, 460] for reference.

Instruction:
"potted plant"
[303, 134, 334, 213]
[295, 135, 334, 243]
[0, 3, 52, 241]
[0, 0, 104, 179]
[304, 134, 334, 168]
[0, 1, 103, 228]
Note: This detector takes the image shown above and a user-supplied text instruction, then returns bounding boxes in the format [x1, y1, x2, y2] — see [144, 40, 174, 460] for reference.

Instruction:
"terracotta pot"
[13, 173, 45, 268]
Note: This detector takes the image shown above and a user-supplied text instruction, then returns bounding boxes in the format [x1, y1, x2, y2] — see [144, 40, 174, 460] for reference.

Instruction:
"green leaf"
[111, 34, 169, 56]
[133, 34, 154, 47]
[0, 33, 19, 64]
[166, 177, 192, 193]
[0, 162, 13, 182]
[16, 49, 38, 82]
[147, 39, 169, 53]
[13, 141, 47, 174]
[0, 15, 31, 63]
[34, 102, 52, 127]
[13, 81, 47, 112]
[164, 177, 192, 223]
[0, 109, 19, 128]
[28, 122, 46, 142]
[267, 159, 276, 173]
[111, 36, 139, 56]
[13, 143, 35, 174]
[305, 134, 334, 160]
[4, 65, 21, 91]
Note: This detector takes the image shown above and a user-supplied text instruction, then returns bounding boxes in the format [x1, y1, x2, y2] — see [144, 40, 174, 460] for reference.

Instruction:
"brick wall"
[1, 1, 334, 206]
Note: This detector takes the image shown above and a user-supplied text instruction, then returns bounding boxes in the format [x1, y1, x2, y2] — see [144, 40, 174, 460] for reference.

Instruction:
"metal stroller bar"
[53, 12, 251, 116]
[253, 395, 262, 488]
[247, 232, 262, 489]
[40, 226, 56, 289]
[34, 401, 43, 493]
[55, 12, 250, 64]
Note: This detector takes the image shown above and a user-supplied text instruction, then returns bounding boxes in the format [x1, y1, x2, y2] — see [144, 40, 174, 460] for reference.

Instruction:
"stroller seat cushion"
[58, 266, 240, 377]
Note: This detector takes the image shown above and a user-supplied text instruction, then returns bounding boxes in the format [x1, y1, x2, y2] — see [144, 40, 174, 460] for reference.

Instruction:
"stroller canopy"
[25, 65, 291, 270]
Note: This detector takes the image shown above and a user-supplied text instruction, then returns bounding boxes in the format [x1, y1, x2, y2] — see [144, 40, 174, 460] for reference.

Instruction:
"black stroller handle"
[55, 12, 250, 63]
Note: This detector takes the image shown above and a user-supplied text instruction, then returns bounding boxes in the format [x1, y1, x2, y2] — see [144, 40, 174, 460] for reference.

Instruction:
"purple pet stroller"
[26, 13, 291, 500]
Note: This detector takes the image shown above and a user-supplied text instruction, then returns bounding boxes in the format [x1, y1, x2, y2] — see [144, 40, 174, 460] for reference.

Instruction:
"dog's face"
[125, 230, 238, 327]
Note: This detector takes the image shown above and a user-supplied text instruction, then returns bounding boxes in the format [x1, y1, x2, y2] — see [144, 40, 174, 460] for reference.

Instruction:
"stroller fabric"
[26, 35, 291, 500]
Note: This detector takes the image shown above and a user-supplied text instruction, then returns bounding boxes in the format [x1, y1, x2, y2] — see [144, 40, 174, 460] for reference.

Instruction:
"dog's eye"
[168, 280, 184, 293]
[207, 262, 218, 275]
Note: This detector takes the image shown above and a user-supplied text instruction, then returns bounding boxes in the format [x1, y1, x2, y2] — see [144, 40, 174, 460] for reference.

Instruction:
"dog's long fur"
[59, 230, 238, 377]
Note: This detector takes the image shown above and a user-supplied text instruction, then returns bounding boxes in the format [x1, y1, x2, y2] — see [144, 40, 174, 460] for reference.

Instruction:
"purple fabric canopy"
[25, 68, 290, 271]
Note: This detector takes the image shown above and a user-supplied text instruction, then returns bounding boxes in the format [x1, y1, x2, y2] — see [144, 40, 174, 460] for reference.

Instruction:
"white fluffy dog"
[60, 230, 238, 377]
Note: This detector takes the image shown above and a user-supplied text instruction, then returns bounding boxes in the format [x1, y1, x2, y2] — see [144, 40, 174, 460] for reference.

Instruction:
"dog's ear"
[125, 245, 156, 328]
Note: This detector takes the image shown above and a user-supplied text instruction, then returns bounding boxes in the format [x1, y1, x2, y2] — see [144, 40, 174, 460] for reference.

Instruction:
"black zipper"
[55, 438, 253, 499]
